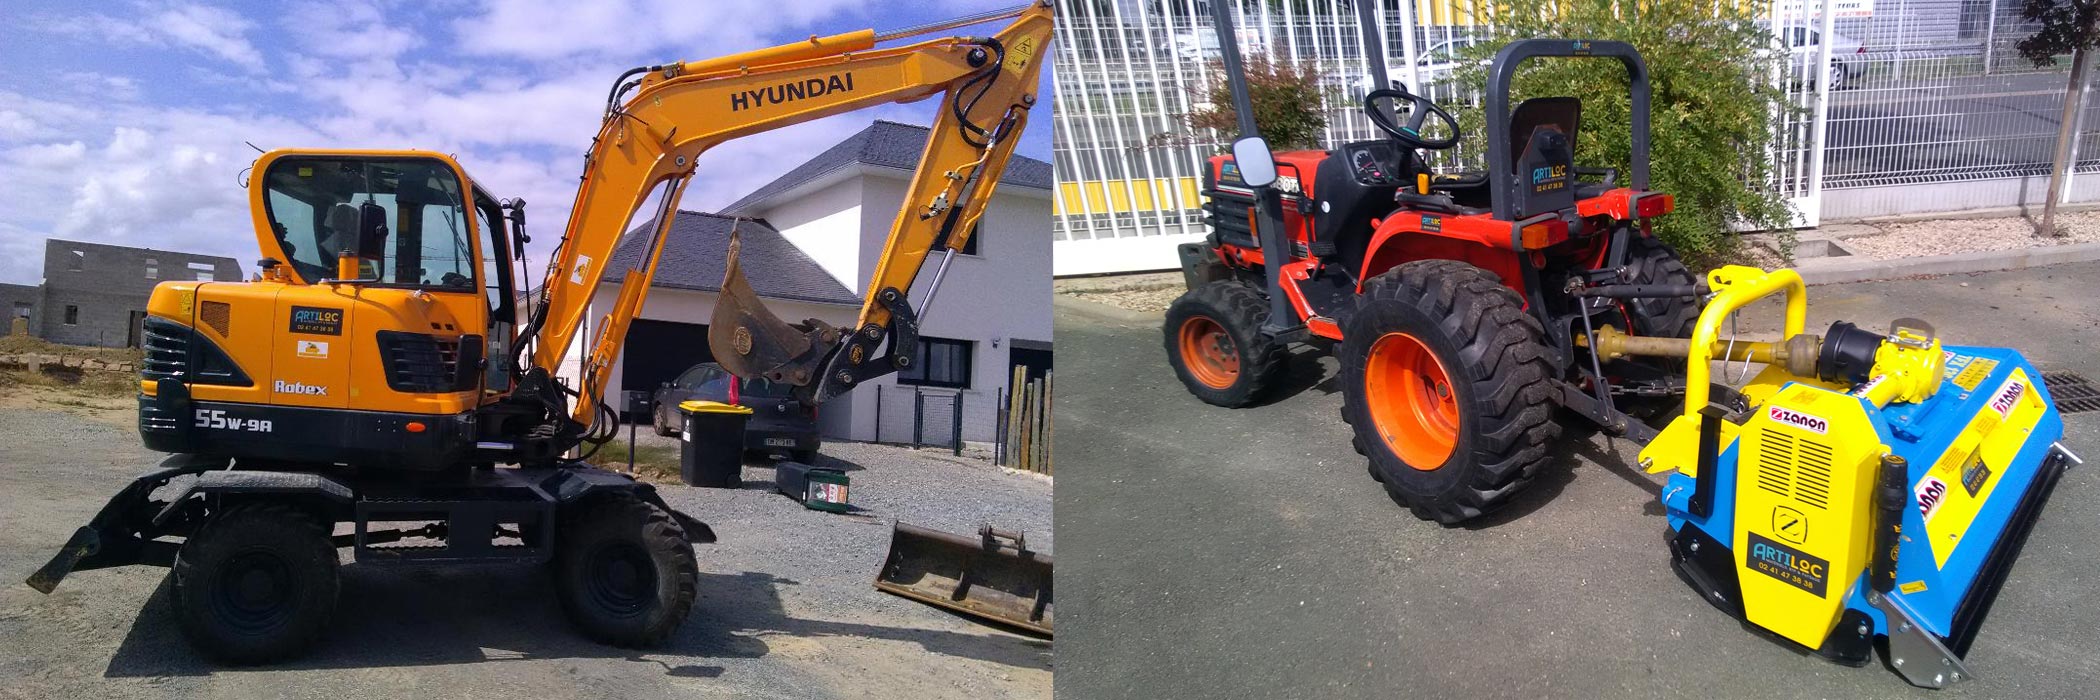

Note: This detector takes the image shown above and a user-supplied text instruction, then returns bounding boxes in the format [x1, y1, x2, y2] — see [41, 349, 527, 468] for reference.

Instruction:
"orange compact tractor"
[1166, 9, 1700, 524]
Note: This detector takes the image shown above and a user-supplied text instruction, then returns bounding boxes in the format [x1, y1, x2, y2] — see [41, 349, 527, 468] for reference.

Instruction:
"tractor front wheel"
[1341, 260, 1562, 524]
[1163, 282, 1286, 407]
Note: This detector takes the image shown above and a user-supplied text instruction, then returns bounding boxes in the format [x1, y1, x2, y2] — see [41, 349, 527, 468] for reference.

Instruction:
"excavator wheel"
[171, 502, 340, 664]
[1163, 281, 1286, 407]
[1340, 260, 1562, 524]
[1613, 235, 1702, 418]
[553, 492, 697, 647]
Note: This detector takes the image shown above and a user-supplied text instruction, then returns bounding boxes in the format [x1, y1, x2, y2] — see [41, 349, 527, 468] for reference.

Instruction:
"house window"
[145, 257, 158, 279]
[68, 250, 84, 271]
[63, 305, 79, 325]
[960, 223, 982, 256]
[898, 336, 973, 388]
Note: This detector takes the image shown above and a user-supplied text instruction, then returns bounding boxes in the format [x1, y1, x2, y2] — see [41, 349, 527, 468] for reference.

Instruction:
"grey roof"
[723, 120, 1052, 214]
[602, 211, 858, 306]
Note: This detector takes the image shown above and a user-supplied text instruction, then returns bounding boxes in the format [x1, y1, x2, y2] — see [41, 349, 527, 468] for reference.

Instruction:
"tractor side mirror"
[1231, 137, 1278, 188]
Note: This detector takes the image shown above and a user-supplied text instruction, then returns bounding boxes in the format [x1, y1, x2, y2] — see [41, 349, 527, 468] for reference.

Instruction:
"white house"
[564, 120, 1054, 447]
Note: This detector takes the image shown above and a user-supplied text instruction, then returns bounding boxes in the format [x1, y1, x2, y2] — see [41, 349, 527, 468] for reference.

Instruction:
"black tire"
[1620, 235, 1700, 339]
[171, 502, 339, 664]
[1340, 260, 1562, 524]
[1163, 282, 1286, 407]
[1614, 235, 1702, 417]
[653, 407, 678, 437]
[553, 493, 697, 647]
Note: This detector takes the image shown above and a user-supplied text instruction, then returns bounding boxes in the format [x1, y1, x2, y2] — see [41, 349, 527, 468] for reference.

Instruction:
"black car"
[651, 362, 822, 460]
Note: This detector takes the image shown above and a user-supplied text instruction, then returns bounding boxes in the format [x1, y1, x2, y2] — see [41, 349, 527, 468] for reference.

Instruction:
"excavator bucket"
[875, 521, 1053, 636]
[709, 230, 839, 389]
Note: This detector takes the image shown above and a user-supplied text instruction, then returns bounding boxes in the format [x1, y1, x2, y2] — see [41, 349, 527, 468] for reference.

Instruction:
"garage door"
[621, 319, 712, 421]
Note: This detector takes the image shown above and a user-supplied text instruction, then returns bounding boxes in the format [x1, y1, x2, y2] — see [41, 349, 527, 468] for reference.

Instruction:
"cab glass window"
[261, 156, 476, 290]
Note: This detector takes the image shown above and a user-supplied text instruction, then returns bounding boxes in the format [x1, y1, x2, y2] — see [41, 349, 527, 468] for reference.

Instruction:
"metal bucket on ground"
[874, 521, 1053, 636]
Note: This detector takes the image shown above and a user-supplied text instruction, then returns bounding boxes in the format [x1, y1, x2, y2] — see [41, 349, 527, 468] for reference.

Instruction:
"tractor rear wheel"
[554, 493, 697, 647]
[171, 502, 340, 664]
[1163, 282, 1286, 407]
[1615, 235, 1702, 416]
[1340, 260, 1561, 524]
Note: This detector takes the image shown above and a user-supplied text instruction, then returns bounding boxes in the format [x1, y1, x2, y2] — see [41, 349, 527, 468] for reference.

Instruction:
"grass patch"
[587, 440, 684, 483]
[0, 366, 138, 398]
[0, 334, 145, 363]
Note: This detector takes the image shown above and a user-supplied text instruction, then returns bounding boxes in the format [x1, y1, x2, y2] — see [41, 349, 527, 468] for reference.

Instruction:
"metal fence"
[1050, 0, 2098, 274]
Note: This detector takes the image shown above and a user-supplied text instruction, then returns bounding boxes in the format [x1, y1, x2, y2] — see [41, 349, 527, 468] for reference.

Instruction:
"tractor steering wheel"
[1364, 87, 1460, 151]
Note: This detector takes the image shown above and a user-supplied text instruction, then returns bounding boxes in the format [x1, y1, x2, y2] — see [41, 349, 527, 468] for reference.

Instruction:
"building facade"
[564, 121, 1055, 446]
[2, 239, 241, 348]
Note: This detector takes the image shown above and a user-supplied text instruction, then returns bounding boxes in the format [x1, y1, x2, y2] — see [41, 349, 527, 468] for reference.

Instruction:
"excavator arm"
[517, 2, 1052, 428]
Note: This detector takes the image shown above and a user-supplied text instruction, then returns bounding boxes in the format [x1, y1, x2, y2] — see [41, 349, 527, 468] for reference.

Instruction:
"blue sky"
[0, 0, 1051, 285]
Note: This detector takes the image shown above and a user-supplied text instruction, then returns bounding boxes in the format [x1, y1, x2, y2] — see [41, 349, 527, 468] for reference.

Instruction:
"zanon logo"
[274, 380, 328, 396]
[1766, 406, 1828, 434]
[1988, 379, 2026, 416]
[1916, 476, 1949, 521]
[731, 73, 855, 112]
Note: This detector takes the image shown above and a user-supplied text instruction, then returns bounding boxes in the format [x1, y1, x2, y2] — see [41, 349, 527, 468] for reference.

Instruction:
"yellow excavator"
[26, 3, 1052, 663]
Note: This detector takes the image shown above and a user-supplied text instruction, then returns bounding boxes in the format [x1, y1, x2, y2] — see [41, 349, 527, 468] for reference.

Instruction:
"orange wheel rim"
[1364, 332, 1459, 469]
[1178, 316, 1240, 389]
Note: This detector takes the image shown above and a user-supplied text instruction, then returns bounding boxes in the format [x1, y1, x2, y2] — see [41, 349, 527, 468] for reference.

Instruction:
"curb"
[1796, 241, 2100, 285]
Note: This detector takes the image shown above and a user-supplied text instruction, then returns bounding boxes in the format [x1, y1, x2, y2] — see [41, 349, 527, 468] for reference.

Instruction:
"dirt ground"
[0, 382, 1051, 700]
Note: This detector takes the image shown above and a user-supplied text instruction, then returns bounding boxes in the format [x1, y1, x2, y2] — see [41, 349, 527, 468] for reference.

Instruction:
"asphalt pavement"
[1054, 261, 2100, 700]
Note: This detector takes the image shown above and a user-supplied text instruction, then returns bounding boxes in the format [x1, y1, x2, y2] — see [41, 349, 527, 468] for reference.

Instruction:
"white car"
[1171, 27, 1270, 61]
[1779, 26, 1869, 90]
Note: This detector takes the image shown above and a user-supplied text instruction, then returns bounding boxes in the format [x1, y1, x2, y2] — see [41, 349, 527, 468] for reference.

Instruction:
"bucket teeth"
[708, 232, 837, 389]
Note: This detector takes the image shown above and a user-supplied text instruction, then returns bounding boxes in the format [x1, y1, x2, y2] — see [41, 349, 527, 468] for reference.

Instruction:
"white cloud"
[29, 2, 266, 72]
[451, 0, 867, 62]
[281, 0, 419, 58]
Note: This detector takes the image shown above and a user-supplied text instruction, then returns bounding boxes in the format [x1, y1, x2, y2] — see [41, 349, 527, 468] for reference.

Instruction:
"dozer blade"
[709, 231, 840, 390]
[875, 521, 1053, 636]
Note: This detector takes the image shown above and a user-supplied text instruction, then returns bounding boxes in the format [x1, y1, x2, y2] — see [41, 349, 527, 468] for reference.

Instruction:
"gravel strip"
[1832, 211, 2100, 260]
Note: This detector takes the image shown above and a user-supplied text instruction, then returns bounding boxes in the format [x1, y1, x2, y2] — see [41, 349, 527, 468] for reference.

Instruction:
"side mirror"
[1231, 137, 1278, 188]
[357, 200, 390, 259]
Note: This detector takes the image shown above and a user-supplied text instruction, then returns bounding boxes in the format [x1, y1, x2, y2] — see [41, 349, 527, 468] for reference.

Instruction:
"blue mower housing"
[1657, 344, 2076, 689]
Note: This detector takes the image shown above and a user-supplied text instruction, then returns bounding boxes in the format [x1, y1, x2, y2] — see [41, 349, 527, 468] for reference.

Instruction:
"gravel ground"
[1053, 272, 1184, 314]
[1833, 211, 2100, 259]
[0, 396, 1049, 700]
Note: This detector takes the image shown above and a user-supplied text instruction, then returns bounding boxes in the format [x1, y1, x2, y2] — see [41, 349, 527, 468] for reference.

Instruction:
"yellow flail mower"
[1591, 266, 2080, 688]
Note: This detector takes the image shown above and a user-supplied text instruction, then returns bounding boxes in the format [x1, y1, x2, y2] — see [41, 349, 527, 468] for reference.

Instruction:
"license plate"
[765, 437, 797, 447]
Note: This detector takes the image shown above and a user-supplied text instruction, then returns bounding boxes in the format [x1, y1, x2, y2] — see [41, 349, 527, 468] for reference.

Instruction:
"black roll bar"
[1484, 39, 1652, 221]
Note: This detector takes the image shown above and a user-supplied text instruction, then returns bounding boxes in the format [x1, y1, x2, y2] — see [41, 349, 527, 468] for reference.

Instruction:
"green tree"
[1161, 53, 1330, 150]
[1448, 0, 1795, 266]
[2015, 0, 2100, 236]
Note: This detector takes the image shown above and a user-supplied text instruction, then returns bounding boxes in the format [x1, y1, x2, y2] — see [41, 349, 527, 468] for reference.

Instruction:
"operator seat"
[1430, 96, 1583, 210]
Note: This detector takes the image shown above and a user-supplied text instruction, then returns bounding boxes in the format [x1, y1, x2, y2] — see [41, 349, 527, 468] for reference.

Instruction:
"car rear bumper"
[745, 427, 820, 453]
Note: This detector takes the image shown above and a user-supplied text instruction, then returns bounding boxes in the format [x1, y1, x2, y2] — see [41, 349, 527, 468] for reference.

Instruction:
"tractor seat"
[1428, 172, 1493, 209]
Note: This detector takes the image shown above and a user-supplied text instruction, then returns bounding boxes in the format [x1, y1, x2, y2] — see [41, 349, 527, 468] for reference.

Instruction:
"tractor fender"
[1357, 219, 1528, 297]
[150, 470, 356, 529]
[543, 464, 717, 544]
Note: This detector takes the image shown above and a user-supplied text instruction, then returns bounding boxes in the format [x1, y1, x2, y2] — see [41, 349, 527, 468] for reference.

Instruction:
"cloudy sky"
[0, 0, 1052, 285]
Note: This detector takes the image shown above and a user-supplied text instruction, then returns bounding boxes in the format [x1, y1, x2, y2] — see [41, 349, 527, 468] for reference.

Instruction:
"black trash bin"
[679, 400, 752, 488]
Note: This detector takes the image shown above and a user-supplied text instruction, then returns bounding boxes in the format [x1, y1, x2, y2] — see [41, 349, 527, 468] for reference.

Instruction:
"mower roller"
[1170, 4, 2081, 686]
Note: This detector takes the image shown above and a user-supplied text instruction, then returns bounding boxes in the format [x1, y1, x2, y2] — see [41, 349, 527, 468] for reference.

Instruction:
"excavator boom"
[519, 2, 1053, 426]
